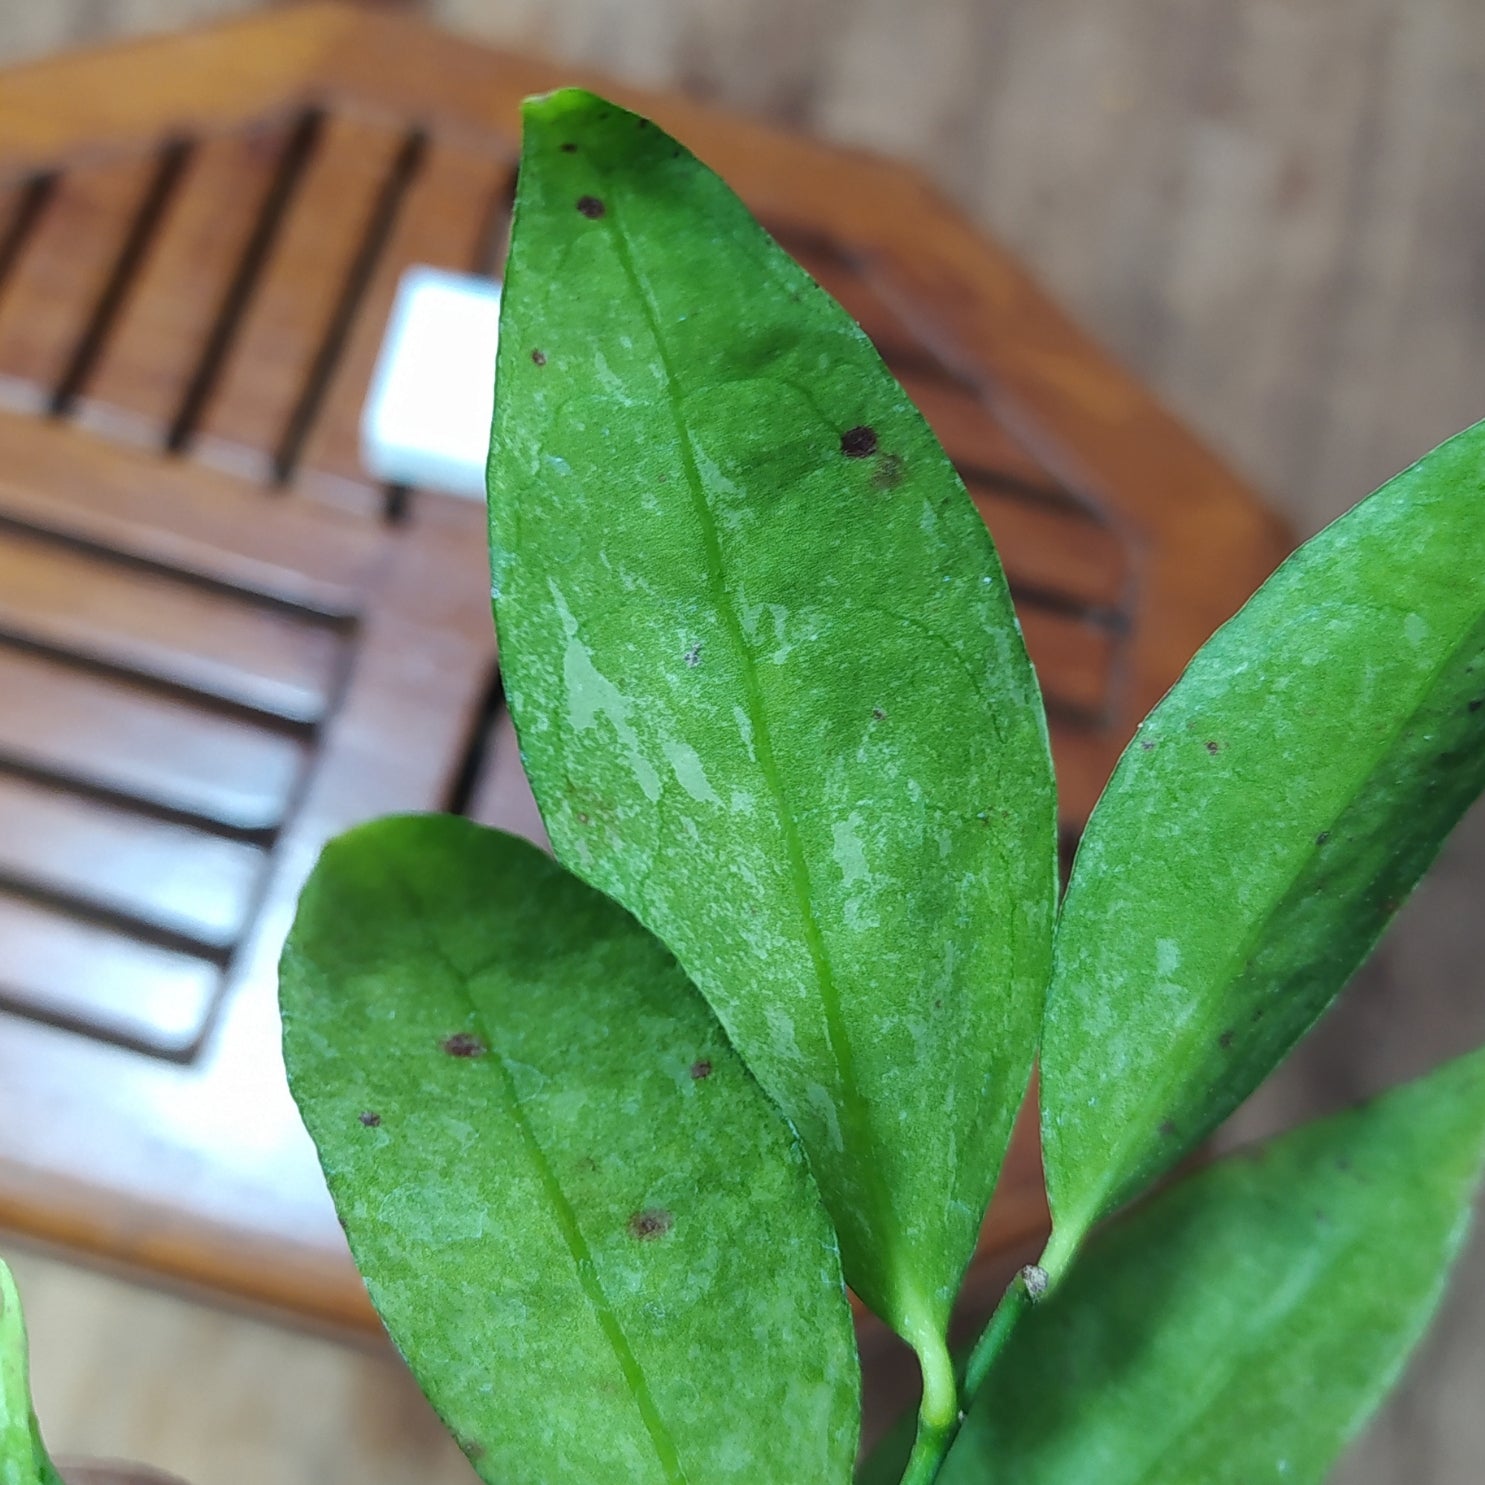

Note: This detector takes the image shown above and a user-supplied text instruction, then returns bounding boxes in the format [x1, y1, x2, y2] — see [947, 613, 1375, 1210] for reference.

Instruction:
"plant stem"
[898, 1409, 957, 1485]
[964, 1225, 1082, 1403]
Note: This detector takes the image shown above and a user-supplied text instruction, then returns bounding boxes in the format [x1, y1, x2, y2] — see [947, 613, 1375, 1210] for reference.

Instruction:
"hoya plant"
[6, 88, 1484, 1485]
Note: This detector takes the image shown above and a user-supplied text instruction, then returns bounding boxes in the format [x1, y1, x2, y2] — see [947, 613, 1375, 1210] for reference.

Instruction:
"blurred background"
[2, 1, 1483, 1481]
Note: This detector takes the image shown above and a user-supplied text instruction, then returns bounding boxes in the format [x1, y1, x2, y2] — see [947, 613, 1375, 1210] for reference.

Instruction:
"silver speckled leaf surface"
[1044, 420, 1485, 1246]
[942, 1046, 1485, 1485]
[487, 87, 1055, 1359]
[281, 815, 859, 1485]
[0, 1260, 63, 1485]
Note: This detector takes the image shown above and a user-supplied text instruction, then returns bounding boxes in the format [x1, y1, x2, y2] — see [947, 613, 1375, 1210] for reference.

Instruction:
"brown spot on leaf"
[531, 348, 547, 366]
[441, 1033, 486, 1058]
[840, 425, 879, 458]
[576, 195, 606, 219]
[629, 1208, 673, 1240]
[690, 1059, 713, 1080]
[359, 1111, 381, 1127]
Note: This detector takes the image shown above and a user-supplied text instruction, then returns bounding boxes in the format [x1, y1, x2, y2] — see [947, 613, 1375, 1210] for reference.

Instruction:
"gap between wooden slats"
[0, 410, 376, 614]
[295, 141, 514, 513]
[71, 120, 297, 448]
[188, 113, 413, 493]
[0, 152, 161, 413]
[773, 226, 963, 385]
[0, 772, 262, 951]
[0, 524, 342, 725]
[901, 370, 1067, 493]
[1019, 608, 1119, 726]
[0, 890, 218, 1058]
[460, 702, 549, 851]
[969, 484, 1130, 616]
[0, 645, 305, 835]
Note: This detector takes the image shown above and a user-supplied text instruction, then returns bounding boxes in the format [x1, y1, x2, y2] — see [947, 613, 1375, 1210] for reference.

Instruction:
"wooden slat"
[0, 153, 158, 412]
[0, 525, 342, 723]
[466, 704, 549, 849]
[970, 484, 1130, 613]
[0, 893, 218, 1056]
[74, 121, 295, 447]
[0, 773, 263, 949]
[776, 229, 943, 375]
[0, 646, 305, 833]
[901, 371, 1063, 491]
[191, 112, 409, 487]
[0, 409, 378, 612]
[296, 139, 511, 508]
[1019, 608, 1119, 721]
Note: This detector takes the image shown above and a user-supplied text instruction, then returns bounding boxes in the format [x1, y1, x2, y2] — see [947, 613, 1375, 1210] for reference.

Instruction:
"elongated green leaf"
[1043, 420, 1485, 1250]
[942, 1045, 1485, 1485]
[1, 1260, 63, 1485]
[281, 815, 859, 1485]
[487, 88, 1056, 1376]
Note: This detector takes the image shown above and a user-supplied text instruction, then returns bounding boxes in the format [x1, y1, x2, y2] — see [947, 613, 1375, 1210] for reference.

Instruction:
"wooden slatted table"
[0, 3, 1289, 1331]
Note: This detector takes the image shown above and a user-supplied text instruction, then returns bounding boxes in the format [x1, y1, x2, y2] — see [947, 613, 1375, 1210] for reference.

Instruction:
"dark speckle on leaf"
[629, 1208, 673, 1240]
[530, 348, 547, 366]
[871, 707, 887, 721]
[840, 425, 879, 458]
[559, 142, 578, 153]
[1205, 740, 1221, 755]
[1139, 739, 1156, 752]
[1159, 1119, 1178, 1139]
[1218, 1030, 1234, 1050]
[1316, 830, 1331, 845]
[684, 643, 702, 668]
[441, 1032, 486, 1058]
[576, 195, 606, 219]
[359, 1110, 381, 1127]
[1470, 698, 1483, 713]
[690, 1059, 713, 1080]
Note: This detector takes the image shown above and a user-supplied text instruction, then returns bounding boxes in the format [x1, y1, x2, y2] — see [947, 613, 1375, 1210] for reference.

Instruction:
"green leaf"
[1043, 420, 1485, 1250]
[1, 1260, 64, 1485]
[487, 86, 1056, 1381]
[941, 1046, 1485, 1485]
[280, 814, 859, 1485]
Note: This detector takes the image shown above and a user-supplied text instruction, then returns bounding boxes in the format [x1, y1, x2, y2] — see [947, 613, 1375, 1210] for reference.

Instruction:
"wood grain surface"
[2, 2, 1482, 1483]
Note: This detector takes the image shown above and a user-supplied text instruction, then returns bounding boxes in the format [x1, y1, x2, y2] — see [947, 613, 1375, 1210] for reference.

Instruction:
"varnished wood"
[0, 0, 1279, 1376]
[296, 140, 512, 507]
[190, 111, 409, 492]
[0, 153, 158, 412]
[74, 120, 297, 448]
[0, 525, 343, 724]
[0, 774, 263, 950]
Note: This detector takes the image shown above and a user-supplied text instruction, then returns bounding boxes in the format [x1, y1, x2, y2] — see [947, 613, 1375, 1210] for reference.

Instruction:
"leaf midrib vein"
[394, 863, 691, 1485]
[599, 185, 895, 1292]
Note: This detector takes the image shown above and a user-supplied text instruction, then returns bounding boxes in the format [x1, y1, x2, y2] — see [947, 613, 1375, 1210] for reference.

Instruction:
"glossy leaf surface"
[941, 1046, 1485, 1485]
[0, 1261, 62, 1485]
[1044, 420, 1485, 1246]
[281, 815, 859, 1485]
[487, 87, 1056, 1361]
